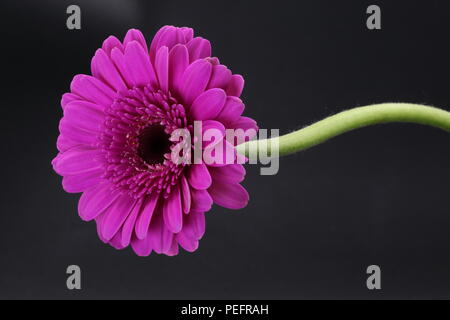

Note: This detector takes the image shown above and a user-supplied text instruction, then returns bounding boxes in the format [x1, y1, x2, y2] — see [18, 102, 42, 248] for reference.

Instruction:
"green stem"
[236, 103, 450, 158]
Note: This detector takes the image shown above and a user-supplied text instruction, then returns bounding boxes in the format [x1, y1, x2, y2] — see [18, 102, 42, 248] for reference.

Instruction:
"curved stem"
[236, 103, 450, 158]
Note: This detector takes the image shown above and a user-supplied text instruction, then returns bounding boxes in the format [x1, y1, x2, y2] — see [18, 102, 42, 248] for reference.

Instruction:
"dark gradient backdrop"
[1, 0, 449, 299]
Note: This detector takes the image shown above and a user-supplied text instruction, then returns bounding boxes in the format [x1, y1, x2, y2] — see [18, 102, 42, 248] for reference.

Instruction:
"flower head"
[52, 26, 258, 256]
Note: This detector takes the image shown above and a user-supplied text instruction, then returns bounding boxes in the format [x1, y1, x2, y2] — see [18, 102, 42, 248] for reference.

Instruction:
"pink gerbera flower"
[52, 26, 258, 256]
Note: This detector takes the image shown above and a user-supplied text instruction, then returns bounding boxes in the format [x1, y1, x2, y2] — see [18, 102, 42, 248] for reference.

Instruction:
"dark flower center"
[138, 124, 172, 165]
[101, 85, 188, 198]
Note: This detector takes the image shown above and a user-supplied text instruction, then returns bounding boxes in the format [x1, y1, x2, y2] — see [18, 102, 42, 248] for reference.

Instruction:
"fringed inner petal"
[98, 84, 189, 199]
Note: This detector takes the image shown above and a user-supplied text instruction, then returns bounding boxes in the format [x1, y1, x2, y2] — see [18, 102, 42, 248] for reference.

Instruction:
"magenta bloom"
[52, 26, 258, 256]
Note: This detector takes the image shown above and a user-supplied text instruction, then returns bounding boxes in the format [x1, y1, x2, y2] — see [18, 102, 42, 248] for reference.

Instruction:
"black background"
[1, 0, 449, 299]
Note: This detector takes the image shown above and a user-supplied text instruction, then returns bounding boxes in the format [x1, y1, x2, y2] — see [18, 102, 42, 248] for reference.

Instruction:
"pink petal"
[110, 47, 134, 88]
[208, 164, 246, 184]
[123, 29, 148, 52]
[168, 44, 189, 96]
[102, 35, 123, 56]
[208, 183, 249, 210]
[121, 198, 144, 247]
[62, 168, 103, 193]
[123, 41, 157, 87]
[215, 96, 245, 125]
[70, 74, 115, 107]
[187, 163, 212, 190]
[63, 100, 104, 133]
[203, 140, 236, 167]
[95, 212, 108, 243]
[186, 37, 211, 63]
[101, 193, 137, 241]
[109, 230, 126, 250]
[61, 93, 81, 110]
[56, 134, 78, 152]
[134, 193, 159, 240]
[52, 146, 101, 176]
[180, 174, 191, 214]
[149, 26, 172, 62]
[226, 74, 244, 97]
[180, 27, 194, 42]
[182, 211, 206, 240]
[163, 184, 183, 233]
[155, 46, 169, 93]
[180, 59, 212, 106]
[230, 116, 258, 141]
[190, 188, 213, 212]
[207, 64, 232, 90]
[78, 182, 121, 221]
[190, 88, 226, 121]
[206, 57, 220, 65]
[176, 232, 199, 252]
[58, 118, 96, 147]
[131, 236, 152, 257]
[150, 26, 192, 63]
[201, 119, 225, 149]
[165, 239, 180, 256]
[91, 49, 127, 91]
[149, 208, 174, 254]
